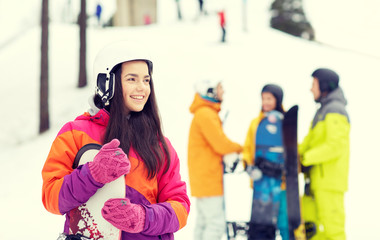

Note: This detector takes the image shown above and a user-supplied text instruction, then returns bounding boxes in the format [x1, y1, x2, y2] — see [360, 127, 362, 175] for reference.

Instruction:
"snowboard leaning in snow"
[283, 105, 306, 240]
[249, 110, 285, 239]
[68, 143, 125, 240]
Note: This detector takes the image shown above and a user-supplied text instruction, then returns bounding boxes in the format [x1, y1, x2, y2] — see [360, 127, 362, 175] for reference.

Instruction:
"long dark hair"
[102, 61, 170, 179]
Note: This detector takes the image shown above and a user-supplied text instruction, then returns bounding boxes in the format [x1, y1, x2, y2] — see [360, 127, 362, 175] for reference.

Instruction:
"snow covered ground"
[0, 0, 379, 239]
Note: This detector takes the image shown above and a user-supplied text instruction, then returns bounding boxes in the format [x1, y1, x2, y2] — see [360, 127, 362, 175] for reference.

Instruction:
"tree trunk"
[176, 0, 182, 20]
[39, 0, 49, 133]
[78, 0, 87, 88]
[242, 0, 247, 32]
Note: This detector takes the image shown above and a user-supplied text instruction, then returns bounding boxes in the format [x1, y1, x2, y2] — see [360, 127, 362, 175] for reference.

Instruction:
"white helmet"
[194, 79, 221, 101]
[93, 41, 153, 106]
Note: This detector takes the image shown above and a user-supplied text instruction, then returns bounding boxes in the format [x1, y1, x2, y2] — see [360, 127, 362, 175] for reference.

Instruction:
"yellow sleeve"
[197, 108, 242, 155]
[298, 122, 312, 156]
[242, 115, 263, 165]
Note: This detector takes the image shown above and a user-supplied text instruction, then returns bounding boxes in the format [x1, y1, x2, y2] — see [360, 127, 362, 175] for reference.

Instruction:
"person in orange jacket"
[188, 79, 243, 240]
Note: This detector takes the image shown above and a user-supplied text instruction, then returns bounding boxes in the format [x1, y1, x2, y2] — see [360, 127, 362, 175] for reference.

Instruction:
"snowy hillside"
[0, 0, 380, 239]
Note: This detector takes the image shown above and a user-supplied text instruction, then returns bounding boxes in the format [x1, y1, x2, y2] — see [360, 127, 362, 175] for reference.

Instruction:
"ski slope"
[0, 0, 379, 239]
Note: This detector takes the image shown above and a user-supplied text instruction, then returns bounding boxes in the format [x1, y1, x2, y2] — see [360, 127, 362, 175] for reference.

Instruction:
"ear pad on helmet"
[318, 80, 328, 92]
[97, 72, 115, 104]
[319, 80, 337, 93]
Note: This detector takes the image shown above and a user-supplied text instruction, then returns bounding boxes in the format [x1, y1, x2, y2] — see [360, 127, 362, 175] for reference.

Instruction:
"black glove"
[255, 156, 284, 179]
[305, 221, 317, 239]
[301, 162, 313, 196]
[304, 176, 313, 196]
[301, 164, 312, 174]
[223, 153, 240, 173]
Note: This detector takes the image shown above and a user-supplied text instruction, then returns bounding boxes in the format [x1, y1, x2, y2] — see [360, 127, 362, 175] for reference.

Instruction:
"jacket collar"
[320, 87, 347, 107]
[75, 108, 109, 127]
[189, 93, 221, 114]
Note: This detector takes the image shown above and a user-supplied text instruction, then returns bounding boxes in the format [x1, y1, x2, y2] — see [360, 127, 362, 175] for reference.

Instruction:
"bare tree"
[78, 0, 87, 88]
[40, 0, 49, 133]
[242, 0, 247, 32]
[175, 0, 182, 20]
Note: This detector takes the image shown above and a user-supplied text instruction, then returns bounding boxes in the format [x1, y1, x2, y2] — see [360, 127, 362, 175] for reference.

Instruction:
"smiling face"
[261, 92, 277, 113]
[120, 60, 151, 114]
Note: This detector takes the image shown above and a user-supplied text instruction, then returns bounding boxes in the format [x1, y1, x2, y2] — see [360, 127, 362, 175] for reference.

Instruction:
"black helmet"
[311, 68, 339, 93]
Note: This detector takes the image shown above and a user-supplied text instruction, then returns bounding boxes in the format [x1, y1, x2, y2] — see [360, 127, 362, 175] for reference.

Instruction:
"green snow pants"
[301, 190, 346, 240]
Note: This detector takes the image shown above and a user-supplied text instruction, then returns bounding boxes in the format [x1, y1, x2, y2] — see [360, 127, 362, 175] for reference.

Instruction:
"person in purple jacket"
[42, 41, 190, 239]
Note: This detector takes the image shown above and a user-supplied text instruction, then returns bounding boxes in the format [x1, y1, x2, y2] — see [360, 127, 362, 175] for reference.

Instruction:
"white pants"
[194, 196, 226, 240]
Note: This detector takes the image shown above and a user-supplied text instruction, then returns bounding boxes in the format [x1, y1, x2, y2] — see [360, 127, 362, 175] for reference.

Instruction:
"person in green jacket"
[299, 68, 350, 240]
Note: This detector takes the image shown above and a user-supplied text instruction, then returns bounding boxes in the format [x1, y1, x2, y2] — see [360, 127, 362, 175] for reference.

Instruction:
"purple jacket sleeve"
[141, 202, 180, 236]
[58, 163, 104, 214]
[139, 138, 190, 236]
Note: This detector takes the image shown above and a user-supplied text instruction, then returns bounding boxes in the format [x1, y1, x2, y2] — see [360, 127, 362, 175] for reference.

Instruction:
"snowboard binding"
[57, 233, 91, 240]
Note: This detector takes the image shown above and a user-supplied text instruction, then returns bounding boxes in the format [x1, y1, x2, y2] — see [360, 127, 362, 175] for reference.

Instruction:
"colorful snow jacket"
[299, 87, 350, 193]
[242, 111, 265, 166]
[242, 111, 287, 189]
[187, 93, 243, 197]
[42, 108, 190, 240]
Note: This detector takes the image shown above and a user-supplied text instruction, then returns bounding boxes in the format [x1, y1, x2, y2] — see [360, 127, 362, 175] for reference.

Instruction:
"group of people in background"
[187, 68, 350, 240]
[41, 40, 350, 240]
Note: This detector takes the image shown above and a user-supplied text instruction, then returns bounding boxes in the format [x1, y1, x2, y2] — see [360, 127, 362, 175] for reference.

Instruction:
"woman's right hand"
[89, 139, 131, 184]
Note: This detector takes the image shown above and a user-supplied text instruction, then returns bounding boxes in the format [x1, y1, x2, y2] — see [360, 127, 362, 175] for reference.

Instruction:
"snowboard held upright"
[283, 105, 306, 240]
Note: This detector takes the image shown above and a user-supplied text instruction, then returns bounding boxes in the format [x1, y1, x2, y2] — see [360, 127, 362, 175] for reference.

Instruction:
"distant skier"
[198, 0, 204, 13]
[95, 2, 102, 27]
[218, 10, 226, 42]
[188, 79, 243, 240]
[144, 13, 152, 25]
[198, 0, 207, 15]
[242, 84, 289, 240]
[175, 0, 182, 20]
[299, 68, 350, 240]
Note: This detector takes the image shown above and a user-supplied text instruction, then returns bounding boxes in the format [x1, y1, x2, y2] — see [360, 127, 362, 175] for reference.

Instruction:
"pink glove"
[89, 139, 130, 184]
[102, 198, 146, 233]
